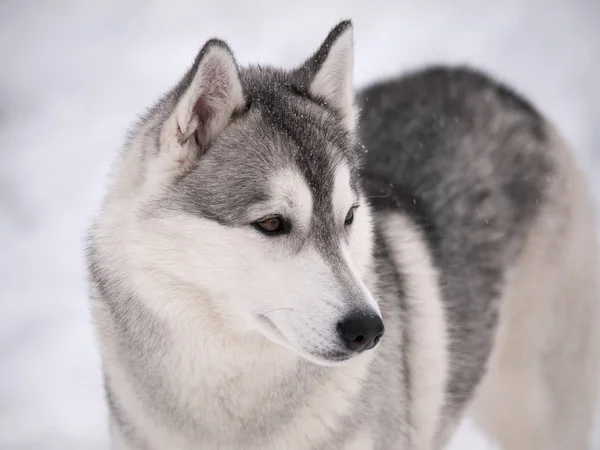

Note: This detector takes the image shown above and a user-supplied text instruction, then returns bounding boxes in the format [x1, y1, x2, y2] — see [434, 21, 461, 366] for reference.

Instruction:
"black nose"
[337, 314, 385, 353]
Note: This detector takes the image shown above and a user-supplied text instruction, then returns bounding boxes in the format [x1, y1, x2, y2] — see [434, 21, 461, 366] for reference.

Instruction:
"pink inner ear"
[194, 95, 215, 143]
[193, 96, 214, 147]
[190, 57, 233, 148]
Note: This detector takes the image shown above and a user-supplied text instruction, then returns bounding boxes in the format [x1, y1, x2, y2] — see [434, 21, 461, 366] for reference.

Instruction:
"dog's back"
[359, 67, 600, 448]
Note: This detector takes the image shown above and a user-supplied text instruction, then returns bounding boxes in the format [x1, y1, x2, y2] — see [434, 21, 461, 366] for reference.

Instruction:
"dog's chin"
[255, 315, 356, 367]
[298, 349, 355, 367]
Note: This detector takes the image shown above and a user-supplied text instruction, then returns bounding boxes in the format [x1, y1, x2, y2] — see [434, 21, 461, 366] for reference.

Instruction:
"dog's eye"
[254, 216, 286, 235]
[345, 207, 356, 226]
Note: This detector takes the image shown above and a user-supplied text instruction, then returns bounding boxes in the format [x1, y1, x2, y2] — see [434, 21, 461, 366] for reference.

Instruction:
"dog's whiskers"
[262, 307, 295, 316]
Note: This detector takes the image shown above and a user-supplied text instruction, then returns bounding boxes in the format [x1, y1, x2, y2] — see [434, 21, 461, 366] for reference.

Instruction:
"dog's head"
[105, 21, 383, 365]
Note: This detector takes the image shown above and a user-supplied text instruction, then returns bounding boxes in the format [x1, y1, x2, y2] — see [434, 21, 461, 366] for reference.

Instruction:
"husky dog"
[87, 20, 600, 450]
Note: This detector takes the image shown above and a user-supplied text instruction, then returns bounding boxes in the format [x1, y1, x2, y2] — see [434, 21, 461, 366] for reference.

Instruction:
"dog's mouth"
[257, 314, 288, 342]
[316, 350, 354, 363]
[256, 314, 355, 365]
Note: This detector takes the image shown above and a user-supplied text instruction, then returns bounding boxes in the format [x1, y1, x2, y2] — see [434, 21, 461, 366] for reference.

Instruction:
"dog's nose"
[337, 313, 385, 353]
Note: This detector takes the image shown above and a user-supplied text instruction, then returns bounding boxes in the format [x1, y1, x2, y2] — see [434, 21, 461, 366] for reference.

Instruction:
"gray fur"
[87, 21, 600, 450]
[359, 66, 553, 418]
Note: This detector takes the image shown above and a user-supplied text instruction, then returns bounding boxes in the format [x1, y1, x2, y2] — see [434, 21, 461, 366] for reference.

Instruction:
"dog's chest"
[159, 341, 374, 449]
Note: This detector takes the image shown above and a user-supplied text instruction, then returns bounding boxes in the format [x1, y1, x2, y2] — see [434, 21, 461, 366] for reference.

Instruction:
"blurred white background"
[0, 0, 599, 449]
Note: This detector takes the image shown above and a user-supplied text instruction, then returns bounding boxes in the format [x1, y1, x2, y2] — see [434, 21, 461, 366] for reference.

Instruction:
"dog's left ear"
[299, 20, 355, 131]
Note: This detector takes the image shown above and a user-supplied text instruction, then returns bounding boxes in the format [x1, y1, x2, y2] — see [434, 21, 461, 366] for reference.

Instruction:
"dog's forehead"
[260, 115, 358, 223]
[266, 161, 355, 219]
[243, 83, 358, 202]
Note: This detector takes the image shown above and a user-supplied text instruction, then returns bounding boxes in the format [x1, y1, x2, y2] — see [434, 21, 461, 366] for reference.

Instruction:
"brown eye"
[345, 207, 356, 225]
[254, 216, 286, 236]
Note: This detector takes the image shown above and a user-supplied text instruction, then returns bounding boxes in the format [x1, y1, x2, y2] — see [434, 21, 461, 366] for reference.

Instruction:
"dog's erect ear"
[173, 39, 245, 152]
[300, 20, 355, 131]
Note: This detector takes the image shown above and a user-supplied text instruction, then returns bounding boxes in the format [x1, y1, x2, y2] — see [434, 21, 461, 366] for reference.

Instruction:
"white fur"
[94, 287, 374, 450]
[345, 429, 376, 450]
[380, 214, 449, 449]
[309, 26, 356, 131]
[331, 163, 356, 219]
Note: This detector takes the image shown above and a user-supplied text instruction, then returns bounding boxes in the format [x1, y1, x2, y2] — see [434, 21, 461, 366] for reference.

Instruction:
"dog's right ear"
[162, 40, 245, 168]
[297, 20, 355, 132]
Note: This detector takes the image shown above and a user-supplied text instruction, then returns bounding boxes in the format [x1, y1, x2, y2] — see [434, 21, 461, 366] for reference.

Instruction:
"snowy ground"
[0, 0, 599, 449]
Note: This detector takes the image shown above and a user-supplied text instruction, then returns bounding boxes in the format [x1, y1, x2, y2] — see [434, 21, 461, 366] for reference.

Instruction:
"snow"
[0, 0, 598, 449]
